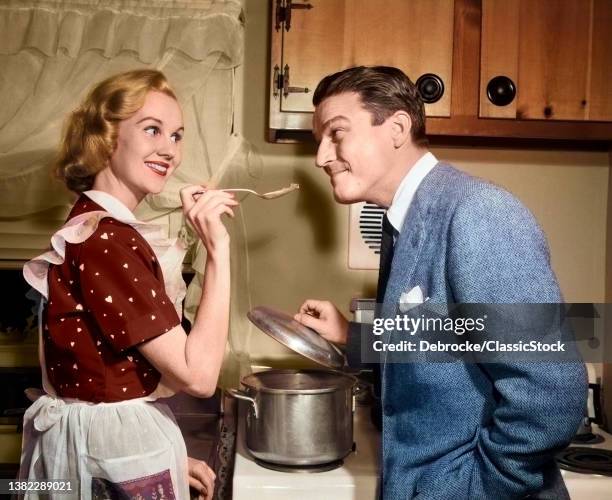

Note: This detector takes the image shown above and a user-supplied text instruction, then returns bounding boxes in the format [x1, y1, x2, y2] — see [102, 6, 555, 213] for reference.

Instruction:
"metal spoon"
[193, 183, 299, 200]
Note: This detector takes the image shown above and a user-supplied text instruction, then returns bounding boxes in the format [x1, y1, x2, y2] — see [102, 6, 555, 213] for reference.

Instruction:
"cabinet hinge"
[275, 0, 313, 32]
[273, 64, 309, 98]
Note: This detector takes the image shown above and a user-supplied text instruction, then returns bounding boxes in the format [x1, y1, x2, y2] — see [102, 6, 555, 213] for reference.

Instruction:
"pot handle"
[227, 388, 259, 418]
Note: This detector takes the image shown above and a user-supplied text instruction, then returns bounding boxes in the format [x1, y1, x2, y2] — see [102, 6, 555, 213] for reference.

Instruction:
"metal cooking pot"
[229, 369, 357, 465]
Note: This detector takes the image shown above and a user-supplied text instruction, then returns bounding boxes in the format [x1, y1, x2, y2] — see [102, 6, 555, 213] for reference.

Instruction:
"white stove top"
[562, 424, 612, 500]
[232, 405, 380, 500]
[232, 405, 612, 500]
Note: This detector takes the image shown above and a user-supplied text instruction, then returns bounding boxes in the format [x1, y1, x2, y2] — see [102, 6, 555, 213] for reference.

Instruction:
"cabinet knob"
[486, 76, 516, 107]
[416, 74, 444, 104]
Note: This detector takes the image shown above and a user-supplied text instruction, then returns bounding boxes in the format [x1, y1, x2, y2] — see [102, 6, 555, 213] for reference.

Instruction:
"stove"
[232, 392, 612, 500]
[558, 446, 612, 476]
[557, 362, 612, 500]
[232, 404, 380, 499]
[559, 423, 612, 499]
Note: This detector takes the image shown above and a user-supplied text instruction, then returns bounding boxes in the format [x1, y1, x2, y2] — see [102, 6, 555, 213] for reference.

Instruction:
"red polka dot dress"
[44, 194, 181, 402]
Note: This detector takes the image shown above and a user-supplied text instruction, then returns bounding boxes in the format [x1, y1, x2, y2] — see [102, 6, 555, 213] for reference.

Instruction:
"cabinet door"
[590, 0, 612, 121]
[274, 0, 455, 118]
[480, 0, 612, 121]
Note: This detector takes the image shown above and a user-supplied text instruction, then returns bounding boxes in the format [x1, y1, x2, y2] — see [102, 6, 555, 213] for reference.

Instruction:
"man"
[294, 66, 587, 499]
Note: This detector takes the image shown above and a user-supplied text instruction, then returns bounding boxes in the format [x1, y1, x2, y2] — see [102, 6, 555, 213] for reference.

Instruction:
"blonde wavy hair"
[54, 69, 177, 193]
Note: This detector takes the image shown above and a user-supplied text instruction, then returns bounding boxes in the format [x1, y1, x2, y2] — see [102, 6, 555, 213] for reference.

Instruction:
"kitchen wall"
[236, 1, 610, 367]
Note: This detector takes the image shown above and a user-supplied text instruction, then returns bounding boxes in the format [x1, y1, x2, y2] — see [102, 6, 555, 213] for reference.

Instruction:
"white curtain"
[0, 0, 259, 386]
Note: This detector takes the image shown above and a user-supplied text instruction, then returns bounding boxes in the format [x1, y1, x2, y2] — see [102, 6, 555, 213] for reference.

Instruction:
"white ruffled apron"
[21, 208, 190, 500]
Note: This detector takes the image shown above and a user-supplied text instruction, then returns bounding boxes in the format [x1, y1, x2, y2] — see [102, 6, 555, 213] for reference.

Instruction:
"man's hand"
[187, 456, 215, 500]
[294, 299, 349, 345]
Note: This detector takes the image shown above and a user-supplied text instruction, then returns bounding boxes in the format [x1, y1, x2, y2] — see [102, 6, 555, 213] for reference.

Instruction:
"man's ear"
[389, 110, 412, 148]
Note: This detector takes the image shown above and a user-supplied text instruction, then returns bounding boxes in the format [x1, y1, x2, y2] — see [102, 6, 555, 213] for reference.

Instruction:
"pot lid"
[247, 306, 346, 369]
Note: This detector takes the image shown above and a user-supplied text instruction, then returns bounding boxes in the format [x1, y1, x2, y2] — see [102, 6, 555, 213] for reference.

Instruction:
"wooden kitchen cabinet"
[268, 0, 612, 143]
[480, 0, 612, 122]
[270, 0, 455, 133]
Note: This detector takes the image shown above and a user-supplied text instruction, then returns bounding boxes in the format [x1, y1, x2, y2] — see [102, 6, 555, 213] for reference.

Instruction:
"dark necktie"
[371, 213, 397, 435]
[377, 214, 397, 303]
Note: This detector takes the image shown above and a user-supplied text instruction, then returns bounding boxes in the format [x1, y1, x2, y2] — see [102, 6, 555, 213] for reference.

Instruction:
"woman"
[21, 69, 237, 499]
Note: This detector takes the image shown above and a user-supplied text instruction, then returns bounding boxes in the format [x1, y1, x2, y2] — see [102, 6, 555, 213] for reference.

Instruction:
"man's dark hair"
[312, 66, 428, 147]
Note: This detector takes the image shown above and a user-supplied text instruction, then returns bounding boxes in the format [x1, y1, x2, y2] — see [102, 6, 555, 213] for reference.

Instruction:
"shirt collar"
[83, 190, 139, 223]
[386, 152, 438, 233]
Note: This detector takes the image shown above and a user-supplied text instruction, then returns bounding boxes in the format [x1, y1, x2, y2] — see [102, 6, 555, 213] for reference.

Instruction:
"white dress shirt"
[386, 152, 438, 235]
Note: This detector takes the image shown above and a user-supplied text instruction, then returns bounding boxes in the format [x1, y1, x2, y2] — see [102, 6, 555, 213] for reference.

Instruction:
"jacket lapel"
[383, 166, 449, 308]
[381, 212, 424, 316]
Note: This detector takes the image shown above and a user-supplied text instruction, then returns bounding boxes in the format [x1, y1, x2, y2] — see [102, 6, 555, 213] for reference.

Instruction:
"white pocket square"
[399, 286, 428, 312]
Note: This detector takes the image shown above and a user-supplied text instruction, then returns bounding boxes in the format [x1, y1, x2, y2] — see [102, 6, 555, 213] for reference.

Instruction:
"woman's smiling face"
[106, 90, 184, 205]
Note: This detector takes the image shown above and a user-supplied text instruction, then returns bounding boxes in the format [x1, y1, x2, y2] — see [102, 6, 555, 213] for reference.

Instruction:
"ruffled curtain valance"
[0, 0, 245, 217]
[0, 0, 243, 65]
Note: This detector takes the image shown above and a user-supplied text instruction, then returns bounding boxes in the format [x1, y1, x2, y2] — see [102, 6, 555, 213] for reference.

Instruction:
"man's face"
[313, 92, 393, 205]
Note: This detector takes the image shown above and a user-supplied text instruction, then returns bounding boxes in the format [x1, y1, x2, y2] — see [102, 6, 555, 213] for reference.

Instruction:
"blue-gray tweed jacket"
[347, 164, 587, 499]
